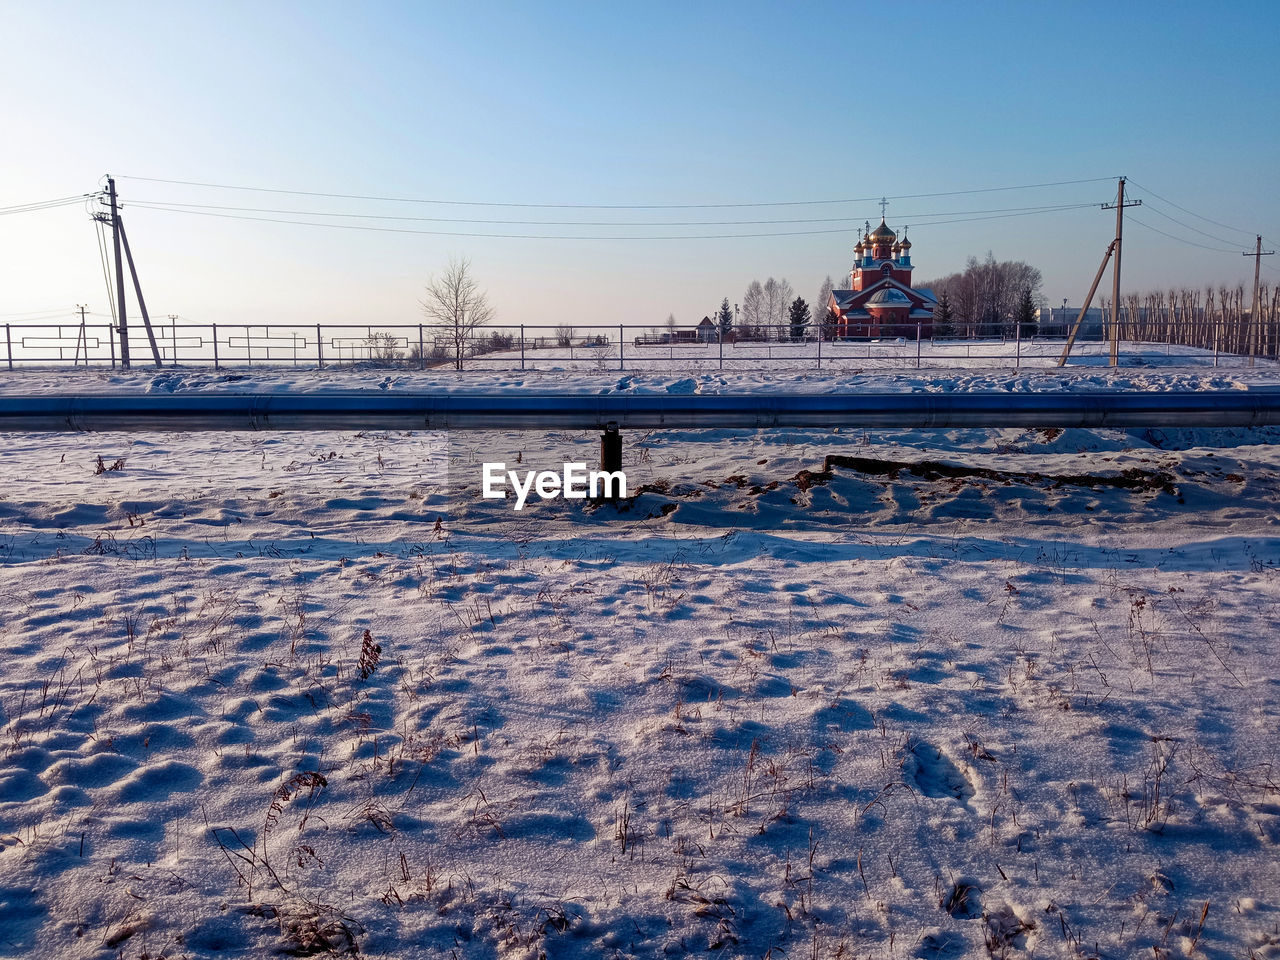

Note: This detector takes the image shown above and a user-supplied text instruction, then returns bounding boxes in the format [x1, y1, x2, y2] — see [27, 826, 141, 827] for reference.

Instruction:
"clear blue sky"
[2, 0, 1278, 331]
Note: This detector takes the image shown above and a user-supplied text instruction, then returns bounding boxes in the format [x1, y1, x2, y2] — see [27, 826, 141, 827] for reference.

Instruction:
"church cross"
[879, 197, 888, 219]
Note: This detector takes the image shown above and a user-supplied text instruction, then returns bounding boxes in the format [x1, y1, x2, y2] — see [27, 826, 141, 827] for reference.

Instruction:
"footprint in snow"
[909, 740, 975, 806]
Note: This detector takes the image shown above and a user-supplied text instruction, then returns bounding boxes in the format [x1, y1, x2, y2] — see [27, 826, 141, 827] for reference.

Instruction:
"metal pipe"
[2, 389, 1279, 432]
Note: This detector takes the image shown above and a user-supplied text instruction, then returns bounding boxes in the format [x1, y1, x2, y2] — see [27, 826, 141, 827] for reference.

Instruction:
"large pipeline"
[1, 389, 1279, 431]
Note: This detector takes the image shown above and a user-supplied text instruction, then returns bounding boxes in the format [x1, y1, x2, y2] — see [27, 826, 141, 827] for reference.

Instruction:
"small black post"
[600, 422, 622, 499]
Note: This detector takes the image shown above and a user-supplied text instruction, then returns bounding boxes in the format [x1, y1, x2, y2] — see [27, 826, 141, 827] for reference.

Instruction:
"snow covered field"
[465, 337, 1271, 373]
[2, 365, 1280, 959]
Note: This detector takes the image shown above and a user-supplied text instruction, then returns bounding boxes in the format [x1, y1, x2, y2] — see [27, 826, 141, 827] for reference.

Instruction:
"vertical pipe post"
[619, 325, 624, 371]
[246, 325, 252, 365]
[600, 423, 622, 501]
[212, 323, 220, 370]
[520, 324, 525, 371]
[419, 324, 426, 370]
[5, 324, 11, 370]
[916, 323, 922, 369]
[317, 324, 324, 368]
[1015, 318, 1021, 370]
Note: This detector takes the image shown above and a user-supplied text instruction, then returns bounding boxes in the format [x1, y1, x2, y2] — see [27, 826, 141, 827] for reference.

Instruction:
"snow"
[1, 362, 1279, 959]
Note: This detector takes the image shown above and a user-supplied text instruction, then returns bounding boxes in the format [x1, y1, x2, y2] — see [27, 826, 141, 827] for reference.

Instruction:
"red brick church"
[828, 219, 937, 338]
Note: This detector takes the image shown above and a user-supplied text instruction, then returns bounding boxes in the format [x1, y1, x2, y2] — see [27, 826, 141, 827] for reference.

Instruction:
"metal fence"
[1, 320, 1277, 371]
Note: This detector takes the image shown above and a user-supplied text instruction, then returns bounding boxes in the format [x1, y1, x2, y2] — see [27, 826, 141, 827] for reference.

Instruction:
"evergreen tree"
[1015, 287, 1038, 339]
[934, 290, 955, 338]
[788, 297, 810, 341]
[716, 298, 734, 338]
[821, 307, 839, 339]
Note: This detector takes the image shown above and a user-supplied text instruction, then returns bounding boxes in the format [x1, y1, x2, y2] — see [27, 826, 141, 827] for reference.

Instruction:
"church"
[828, 219, 938, 339]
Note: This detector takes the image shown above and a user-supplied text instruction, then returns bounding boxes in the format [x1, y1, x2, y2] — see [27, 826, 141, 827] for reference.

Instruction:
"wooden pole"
[1245, 236, 1275, 367]
[118, 218, 163, 367]
[1057, 240, 1117, 367]
[107, 176, 130, 368]
[1109, 178, 1125, 367]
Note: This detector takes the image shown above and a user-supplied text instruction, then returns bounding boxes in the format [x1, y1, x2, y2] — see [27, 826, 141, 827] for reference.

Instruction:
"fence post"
[520, 325, 525, 371]
[1014, 320, 1021, 370]
[419, 324, 426, 370]
[816, 328, 822, 371]
[246, 325, 252, 365]
[5, 324, 11, 370]
[719, 329, 724, 370]
[317, 324, 324, 368]
[212, 323, 220, 370]
[916, 324, 922, 369]
[619, 324, 624, 371]
[109, 322, 116, 368]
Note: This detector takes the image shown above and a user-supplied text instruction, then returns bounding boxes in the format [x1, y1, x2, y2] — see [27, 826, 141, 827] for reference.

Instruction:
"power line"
[127, 200, 1099, 241]
[1125, 178, 1262, 239]
[0, 194, 95, 216]
[117, 173, 1117, 210]
[1127, 216, 1242, 254]
[1136, 200, 1254, 249]
[0, 307, 79, 318]
[122, 198, 1097, 228]
[93, 216, 118, 330]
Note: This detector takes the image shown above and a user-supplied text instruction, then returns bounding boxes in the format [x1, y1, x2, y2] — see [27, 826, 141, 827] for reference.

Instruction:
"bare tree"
[922, 253, 1042, 338]
[420, 257, 494, 369]
[740, 280, 764, 340]
[363, 330, 404, 366]
[762, 278, 794, 340]
[815, 275, 834, 317]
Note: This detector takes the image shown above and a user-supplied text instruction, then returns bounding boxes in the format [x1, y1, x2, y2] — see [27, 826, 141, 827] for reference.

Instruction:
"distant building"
[828, 220, 937, 339]
[1035, 307, 1106, 340]
[697, 316, 717, 342]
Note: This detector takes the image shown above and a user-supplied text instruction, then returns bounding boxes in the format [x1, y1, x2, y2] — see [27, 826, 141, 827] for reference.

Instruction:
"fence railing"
[1, 320, 1277, 371]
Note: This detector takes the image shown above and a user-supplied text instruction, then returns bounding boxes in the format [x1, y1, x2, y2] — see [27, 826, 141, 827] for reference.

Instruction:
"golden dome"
[868, 219, 897, 242]
[900, 236, 912, 250]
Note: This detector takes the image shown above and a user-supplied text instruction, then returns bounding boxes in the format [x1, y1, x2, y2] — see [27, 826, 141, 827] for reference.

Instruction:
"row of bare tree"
[1096, 284, 1279, 358]
[739, 277, 796, 339]
[920, 252, 1043, 337]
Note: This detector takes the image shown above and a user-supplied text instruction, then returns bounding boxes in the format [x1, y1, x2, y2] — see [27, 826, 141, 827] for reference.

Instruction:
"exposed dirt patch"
[786, 454, 1180, 496]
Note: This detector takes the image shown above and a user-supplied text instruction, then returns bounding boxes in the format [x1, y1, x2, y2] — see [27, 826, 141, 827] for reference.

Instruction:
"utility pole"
[168, 314, 179, 366]
[1244, 236, 1275, 366]
[1057, 240, 1118, 367]
[1101, 178, 1141, 367]
[107, 176, 131, 367]
[99, 175, 163, 368]
[74, 304, 88, 366]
